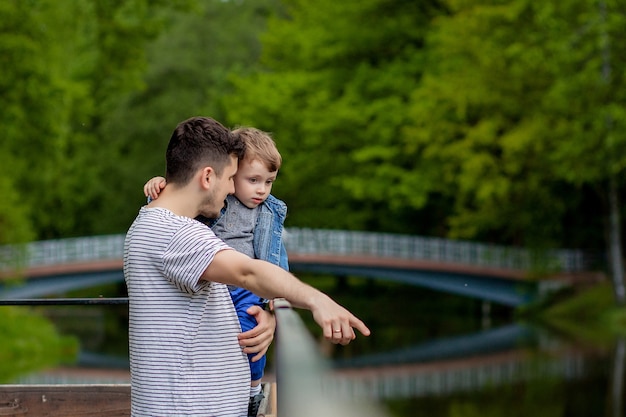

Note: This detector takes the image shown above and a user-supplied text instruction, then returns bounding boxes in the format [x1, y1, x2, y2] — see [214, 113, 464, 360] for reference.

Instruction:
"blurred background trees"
[2, 0, 626, 287]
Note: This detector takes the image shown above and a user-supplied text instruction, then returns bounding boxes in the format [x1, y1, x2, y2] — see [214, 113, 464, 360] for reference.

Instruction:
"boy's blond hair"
[232, 127, 282, 172]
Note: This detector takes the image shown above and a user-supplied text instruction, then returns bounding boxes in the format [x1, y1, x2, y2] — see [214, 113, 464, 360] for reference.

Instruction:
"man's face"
[199, 155, 238, 218]
[233, 158, 277, 209]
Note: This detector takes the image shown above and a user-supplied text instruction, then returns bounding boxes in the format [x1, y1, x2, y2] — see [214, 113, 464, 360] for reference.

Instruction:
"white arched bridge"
[0, 228, 602, 307]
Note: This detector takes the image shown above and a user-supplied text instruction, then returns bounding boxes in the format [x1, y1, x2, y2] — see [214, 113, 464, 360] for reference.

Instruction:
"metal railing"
[273, 298, 390, 417]
[0, 235, 124, 269]
[0, 298, 128, 306]
[285, 228, 591, 272]
[0, 229, 594, 275]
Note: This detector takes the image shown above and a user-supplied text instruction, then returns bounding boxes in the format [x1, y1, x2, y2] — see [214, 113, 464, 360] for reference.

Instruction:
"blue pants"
[231, 287, 266, 381]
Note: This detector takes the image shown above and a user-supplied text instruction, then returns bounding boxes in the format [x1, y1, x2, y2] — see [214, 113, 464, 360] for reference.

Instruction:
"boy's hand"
[143, 176, 167, 201]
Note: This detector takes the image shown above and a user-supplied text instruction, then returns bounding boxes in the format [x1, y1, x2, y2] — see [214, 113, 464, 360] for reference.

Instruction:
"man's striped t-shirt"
[124, 207, 250, 417]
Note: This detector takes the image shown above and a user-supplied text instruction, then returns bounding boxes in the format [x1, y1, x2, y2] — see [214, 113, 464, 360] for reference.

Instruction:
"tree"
[0, 0, 73, 243]
[98, 0, 284, 234]
[0, 0, 195, 242]
[56, 0, 196, 237]
[225, 0, 446, 233]
[400, 0, 626, 296]
[390, 0, 586, 247]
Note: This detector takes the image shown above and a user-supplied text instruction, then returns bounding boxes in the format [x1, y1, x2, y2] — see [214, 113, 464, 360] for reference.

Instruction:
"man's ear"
[200, 167, 214, 190]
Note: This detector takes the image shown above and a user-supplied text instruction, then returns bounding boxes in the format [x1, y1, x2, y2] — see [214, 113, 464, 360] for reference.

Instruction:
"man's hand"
[238, 305, 276, 361]
[311, 294, 371, 345]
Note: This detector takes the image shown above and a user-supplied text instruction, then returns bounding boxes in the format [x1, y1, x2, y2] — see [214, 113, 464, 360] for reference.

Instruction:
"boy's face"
[233, 158, 277, 209]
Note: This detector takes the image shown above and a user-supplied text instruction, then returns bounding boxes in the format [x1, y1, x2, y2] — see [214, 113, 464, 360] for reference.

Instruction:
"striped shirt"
[123, 207, 249, 417]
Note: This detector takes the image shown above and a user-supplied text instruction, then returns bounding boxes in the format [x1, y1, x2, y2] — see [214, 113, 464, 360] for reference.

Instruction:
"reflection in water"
[7, 282, 626, 417]
[333, 323, 537, 369]
[370, 342, 620, 417]
[331, 323, 585, 401]
[0, 306, 78, 383]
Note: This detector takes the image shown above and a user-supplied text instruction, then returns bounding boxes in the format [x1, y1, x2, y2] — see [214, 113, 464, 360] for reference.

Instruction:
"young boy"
[144, 127, 288, 417]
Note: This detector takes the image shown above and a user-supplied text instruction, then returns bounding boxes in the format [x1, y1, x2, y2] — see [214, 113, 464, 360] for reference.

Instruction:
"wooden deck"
[0, 382, 276, 416]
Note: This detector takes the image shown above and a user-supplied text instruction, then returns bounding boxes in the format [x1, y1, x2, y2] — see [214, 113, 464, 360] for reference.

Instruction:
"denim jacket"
[253, 194, 289, 271]
[205, 194, 289, 271]
[214, 194, 289, 312]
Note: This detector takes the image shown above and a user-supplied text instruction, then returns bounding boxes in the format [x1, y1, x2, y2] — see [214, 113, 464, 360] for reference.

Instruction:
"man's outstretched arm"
[204, 249, 371, 345]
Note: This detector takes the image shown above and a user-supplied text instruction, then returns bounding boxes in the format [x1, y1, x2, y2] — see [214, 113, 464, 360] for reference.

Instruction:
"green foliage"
[225, 0, 445, 233]
[59, 0, 198, 237]
[0, 0, 69, 243]
[97, 0, 284, 233]
[0, 0, 196, 242]
[0, 307, 78, 383]
[1, 0, 625, 255]
[391, 0, 626, 247]
[536, 282, 624, 346]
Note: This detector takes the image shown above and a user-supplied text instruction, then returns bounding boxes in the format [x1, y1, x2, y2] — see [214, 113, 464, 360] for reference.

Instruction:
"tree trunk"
[608, 177, 626, 305]
[610, 337, 625, 417]
[600, 0, 625, 305]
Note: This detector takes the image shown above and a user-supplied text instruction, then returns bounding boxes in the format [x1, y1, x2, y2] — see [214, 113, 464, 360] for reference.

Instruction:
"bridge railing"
[0, 229, 593, 275]
[284, 228, 591, 273]
[0, 234, 124, 271]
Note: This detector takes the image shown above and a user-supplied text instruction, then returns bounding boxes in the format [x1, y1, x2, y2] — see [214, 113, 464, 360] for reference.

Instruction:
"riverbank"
[529, 281, 626, 346]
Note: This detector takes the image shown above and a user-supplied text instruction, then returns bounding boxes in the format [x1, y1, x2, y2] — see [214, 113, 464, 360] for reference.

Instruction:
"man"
[124, 116, 370, 416]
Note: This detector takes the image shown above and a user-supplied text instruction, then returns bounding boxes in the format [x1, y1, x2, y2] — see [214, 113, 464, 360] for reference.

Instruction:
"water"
[291, 279, 626, 417]
[11, 279, 626, 417]
[349, 332, 622, 417]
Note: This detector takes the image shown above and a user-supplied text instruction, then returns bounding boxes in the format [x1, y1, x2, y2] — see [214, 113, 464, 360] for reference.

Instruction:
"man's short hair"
[166, 117, 245, 185]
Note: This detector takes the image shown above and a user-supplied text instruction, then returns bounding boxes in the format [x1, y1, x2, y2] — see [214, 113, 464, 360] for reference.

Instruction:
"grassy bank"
[530, 281, 626, 346]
